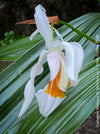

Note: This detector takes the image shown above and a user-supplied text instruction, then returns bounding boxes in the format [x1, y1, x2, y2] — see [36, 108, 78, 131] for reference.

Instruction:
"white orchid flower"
[18, 4, 84, 117]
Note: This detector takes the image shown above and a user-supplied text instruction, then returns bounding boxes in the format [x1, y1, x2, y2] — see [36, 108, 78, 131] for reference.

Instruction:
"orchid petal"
[69, 42, 84, 79]
[53, 28, 64, 41]
[58, 55, 69, 92]
[30, 29, 39, 40]
[62, 42, 84, 85]
[31, 50, 49, 81]
[50, 40, 64, 52]
[18, 79, 34, 117]
[47, 52, 60, 80]
[35, 88, 65, 117]
[34, 5, 52, 49]
[19, 50, 48, 117]
[62, 42, 75, 82]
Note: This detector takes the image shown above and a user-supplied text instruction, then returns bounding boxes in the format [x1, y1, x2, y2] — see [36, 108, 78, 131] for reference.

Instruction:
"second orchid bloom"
[19, 4, 84, 117]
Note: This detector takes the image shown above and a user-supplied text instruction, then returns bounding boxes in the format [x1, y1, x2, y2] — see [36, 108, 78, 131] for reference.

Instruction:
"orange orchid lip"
[45, 64, 65, 98]
[16, 16, 59, 25]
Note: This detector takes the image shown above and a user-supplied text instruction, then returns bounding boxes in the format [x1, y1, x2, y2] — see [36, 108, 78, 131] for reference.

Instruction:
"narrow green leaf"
[0, 13, 100, 134]
[1, 58, 100, 134]
[0, 35, 43, 61]
[0, 13, 100, 61]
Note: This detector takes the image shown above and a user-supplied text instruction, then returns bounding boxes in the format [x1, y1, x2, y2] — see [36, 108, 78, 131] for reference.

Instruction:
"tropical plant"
[0, 30, 24, 47]
[0, 12, 100, 134]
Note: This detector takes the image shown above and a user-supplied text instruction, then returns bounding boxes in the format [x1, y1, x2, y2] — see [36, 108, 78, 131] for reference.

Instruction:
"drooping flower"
[18, 4, 84, 117]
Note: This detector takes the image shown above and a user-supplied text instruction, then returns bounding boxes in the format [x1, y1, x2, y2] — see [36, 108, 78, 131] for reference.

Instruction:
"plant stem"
[51, 23, 54, 42]
[59, 20, 100, 45]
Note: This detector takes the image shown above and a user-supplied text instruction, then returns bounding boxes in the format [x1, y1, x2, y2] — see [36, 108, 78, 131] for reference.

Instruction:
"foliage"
[0, 13, 100, 134]
[0, 30, 24, 47]
[0, 34, 43, 61]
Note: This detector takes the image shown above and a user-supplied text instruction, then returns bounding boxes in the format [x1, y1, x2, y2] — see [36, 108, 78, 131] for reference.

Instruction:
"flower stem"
[59, 20, 100, 45]
[51, 23, 54, 42]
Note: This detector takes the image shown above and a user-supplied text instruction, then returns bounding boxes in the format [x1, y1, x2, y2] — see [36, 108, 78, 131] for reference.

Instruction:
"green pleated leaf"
[0, 35, 43, 61]
[0, 13, 100, 61]
[0, 13, 100, 134]
[1, 58, 100, 134]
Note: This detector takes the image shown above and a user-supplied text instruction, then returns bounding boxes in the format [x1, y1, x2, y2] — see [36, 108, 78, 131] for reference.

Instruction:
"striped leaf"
[0, 13, 100, 134]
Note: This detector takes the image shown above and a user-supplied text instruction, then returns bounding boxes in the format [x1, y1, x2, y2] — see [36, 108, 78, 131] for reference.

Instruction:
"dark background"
[0, 0, 100, 133]
[0, 0, 100, 37]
